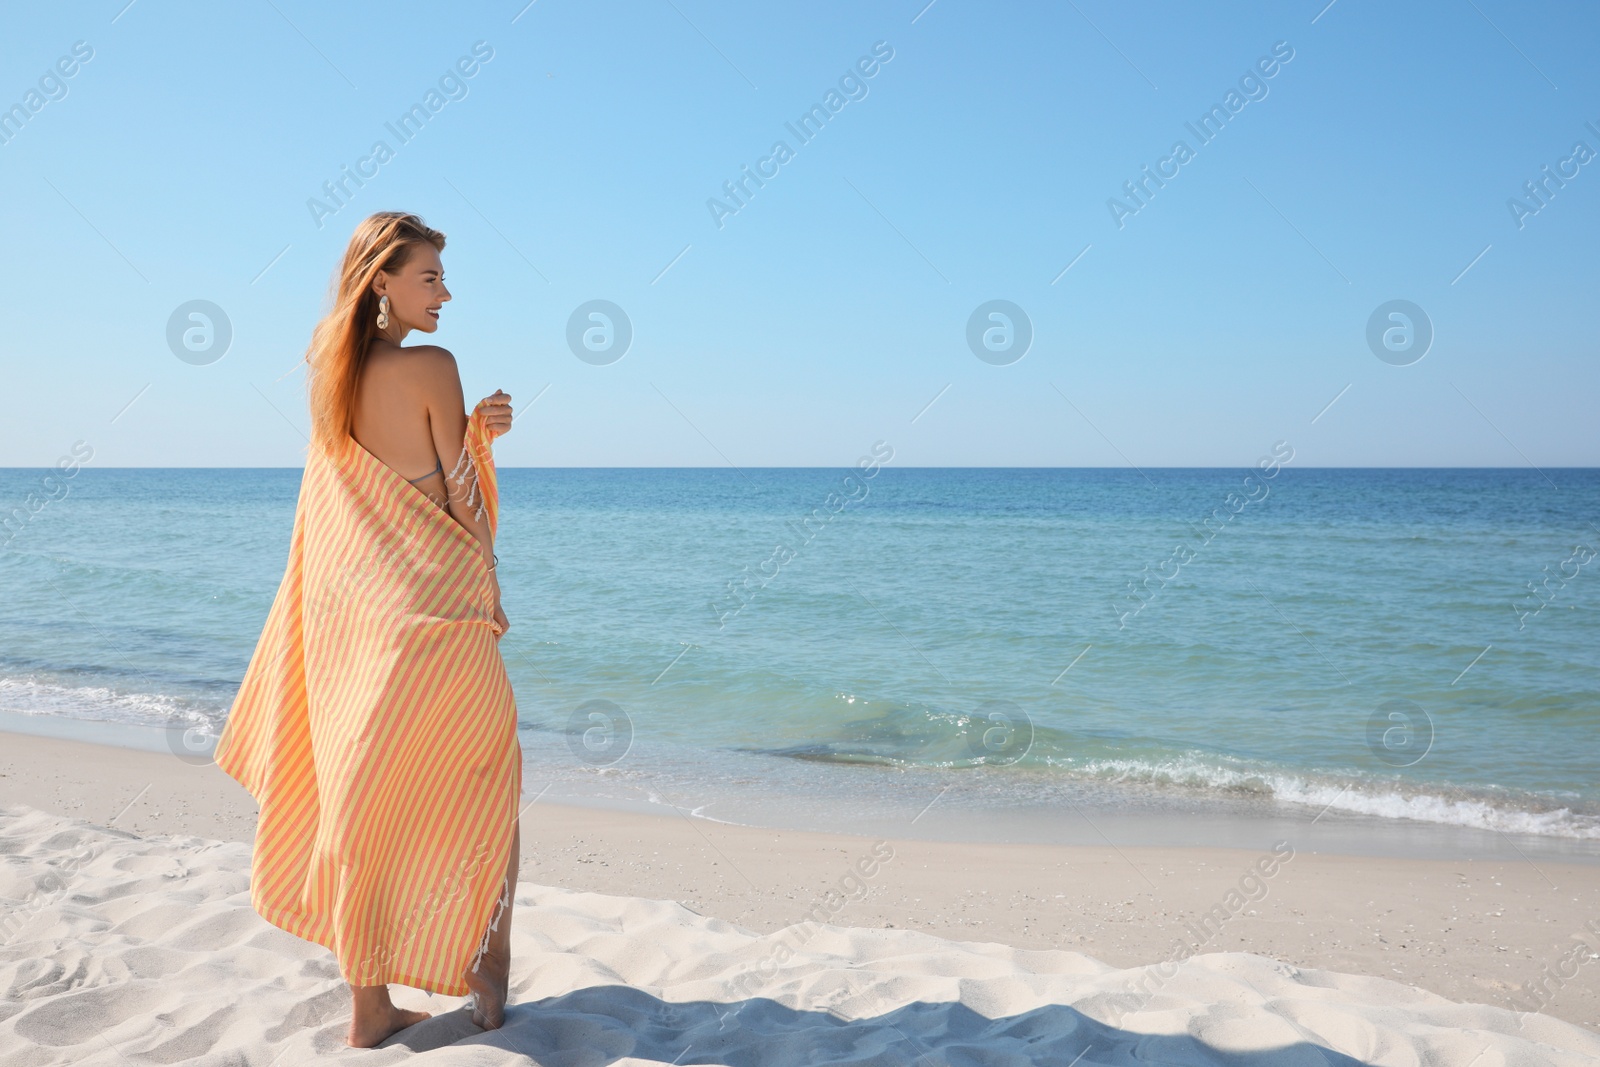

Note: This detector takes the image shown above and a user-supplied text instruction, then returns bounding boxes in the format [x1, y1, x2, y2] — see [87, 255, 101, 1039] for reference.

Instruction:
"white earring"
[376, 295, 390, 330]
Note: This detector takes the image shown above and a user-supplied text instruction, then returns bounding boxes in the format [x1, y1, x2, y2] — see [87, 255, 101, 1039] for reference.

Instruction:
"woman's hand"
[488, 568, 509, 638]
[478, 390, 513, 439]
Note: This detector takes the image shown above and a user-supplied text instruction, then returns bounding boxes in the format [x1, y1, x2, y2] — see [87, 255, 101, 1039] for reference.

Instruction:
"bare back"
[351, 340, 492, 559]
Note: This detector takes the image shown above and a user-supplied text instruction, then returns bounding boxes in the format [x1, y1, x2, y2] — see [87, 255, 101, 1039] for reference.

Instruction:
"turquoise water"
[1, 466, 1597, 844]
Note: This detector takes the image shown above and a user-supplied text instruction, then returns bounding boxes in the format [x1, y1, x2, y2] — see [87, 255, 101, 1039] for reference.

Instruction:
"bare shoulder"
[372, 341, 455, 373]
[400, 345, 465, 414]
[366, 341, 460, 390]
[401, 343, 457, 370]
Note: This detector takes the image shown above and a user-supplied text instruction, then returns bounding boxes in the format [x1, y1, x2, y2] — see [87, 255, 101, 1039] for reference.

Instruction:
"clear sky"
[2, 0, 1595, 468]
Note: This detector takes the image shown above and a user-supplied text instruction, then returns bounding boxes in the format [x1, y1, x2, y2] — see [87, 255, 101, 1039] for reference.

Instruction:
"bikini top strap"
[404, 456, 444, 484]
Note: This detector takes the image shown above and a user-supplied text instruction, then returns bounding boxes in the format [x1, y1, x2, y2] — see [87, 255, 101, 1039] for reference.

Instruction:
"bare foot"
[347, 984, 431, 1048]
[463, 941, 510, 1030]
[464, 830, 519, 1031]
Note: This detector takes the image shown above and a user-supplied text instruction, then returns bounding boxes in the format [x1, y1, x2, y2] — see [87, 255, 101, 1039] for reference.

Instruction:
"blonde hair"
[305, 211, 445, 448]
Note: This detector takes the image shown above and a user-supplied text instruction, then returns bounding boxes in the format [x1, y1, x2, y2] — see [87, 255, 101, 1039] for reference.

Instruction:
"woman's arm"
[414, 347, 507, 632]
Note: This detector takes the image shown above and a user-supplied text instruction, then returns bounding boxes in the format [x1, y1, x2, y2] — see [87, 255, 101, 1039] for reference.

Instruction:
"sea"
[1, 466, 1597, 862]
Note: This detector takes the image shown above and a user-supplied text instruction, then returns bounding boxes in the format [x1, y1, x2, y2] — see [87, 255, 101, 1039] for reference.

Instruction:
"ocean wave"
[1072, 753, 1600, 839]
[0, 676, 218, 730]
[1269, 776, 1599, 839]
[750, 703, 1600, 840]
[8, 673, 1597, 841]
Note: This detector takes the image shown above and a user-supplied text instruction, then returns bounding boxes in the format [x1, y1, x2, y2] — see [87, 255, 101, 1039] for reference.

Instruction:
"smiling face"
[371, 241, 450, 337]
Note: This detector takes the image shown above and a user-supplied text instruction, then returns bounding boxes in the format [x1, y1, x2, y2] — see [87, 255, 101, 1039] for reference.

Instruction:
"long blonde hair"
[306, 212, 446, 449]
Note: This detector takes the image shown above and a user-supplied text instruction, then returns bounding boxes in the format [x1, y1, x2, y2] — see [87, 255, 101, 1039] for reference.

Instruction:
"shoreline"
[2, 727, 1598, 1033]
[5, 707, 1596, 866]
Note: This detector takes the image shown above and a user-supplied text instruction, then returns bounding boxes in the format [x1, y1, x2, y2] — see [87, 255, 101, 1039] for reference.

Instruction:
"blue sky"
[2, 0, 1595, 467]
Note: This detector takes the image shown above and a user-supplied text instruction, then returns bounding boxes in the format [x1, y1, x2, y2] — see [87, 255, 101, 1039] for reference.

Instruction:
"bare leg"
[347, 983, 430, 1048]
[463, 817, 519, 1030]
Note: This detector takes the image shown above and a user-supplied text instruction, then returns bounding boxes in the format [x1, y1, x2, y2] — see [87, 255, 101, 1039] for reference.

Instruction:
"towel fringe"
[446, 443, 488, 524]
[469, 875, 511, 975]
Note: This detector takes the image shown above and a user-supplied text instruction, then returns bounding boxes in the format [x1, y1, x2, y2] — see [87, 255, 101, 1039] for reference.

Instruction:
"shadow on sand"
[382, 984, 1367, 1065]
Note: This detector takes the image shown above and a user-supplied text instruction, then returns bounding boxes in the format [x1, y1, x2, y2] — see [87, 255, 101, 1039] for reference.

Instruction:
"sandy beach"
[6, 0, 1598, 1059]
[2, 730, 1597, 1064]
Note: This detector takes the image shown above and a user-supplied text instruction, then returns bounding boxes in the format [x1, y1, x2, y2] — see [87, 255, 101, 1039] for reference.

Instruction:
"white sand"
[4, 806, 1598, 1066]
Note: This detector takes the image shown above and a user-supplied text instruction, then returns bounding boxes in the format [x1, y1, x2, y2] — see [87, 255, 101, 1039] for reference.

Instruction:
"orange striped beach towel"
[216, 405, 521, 995]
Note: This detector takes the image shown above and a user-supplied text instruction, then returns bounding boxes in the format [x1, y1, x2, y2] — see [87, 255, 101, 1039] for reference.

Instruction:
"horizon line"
[5, 465, 1598, 472]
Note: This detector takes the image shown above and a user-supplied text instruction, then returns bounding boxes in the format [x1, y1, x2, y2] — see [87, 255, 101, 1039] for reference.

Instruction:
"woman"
[214, 212, 523, 1048]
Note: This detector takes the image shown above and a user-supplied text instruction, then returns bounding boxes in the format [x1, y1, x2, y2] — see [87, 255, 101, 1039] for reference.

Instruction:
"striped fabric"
[216, 405, 521, 995]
